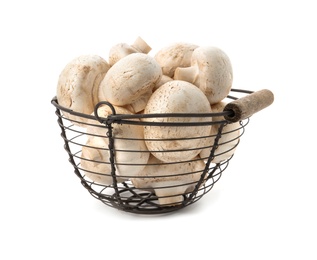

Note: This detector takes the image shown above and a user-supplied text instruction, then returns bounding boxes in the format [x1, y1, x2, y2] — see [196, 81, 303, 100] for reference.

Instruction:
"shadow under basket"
[51, 88, 274, 214]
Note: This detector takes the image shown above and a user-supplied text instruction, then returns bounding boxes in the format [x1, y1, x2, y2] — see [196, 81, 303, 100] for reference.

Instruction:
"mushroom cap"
[99, 53, 162, 106]
[108, 43, 138, 66]
[81, 136, 128, 185]
[131, 155, 206, 206]
[200, 101, 240, 163]
[191, 46, 233, 105]
[56, 55, 110, 126]
[154, 42, 198, 77]
[153, 75, 173, 92]
[86, 105, 150, 178]
[124, 89, 153, 113]
[143, 80, 212, 162]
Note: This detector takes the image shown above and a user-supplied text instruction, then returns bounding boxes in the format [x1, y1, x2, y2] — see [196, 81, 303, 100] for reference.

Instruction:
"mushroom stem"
[132, 36, 152, 54]
[108, 37, 152, 66]
[174, 66, 199, 83]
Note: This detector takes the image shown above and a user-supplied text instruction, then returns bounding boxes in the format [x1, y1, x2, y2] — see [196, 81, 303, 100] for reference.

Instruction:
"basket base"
[82, 166, 225, 214]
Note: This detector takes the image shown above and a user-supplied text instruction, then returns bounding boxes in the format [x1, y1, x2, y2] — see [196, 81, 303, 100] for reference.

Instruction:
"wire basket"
[51, 88, 273, 214]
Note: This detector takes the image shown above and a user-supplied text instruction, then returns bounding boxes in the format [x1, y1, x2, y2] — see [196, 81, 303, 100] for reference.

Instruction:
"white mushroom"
[174, 46, 233, 105]
[124, 74, 173, 113]
[56, 55, 110, 126]
[152, 75, 173, 92]
[124, 89, 153, 114]
[98, 53, 162, 106]
[131, 155, 206, 206]
[108, 36, 152, 66]
[199, 101, 241, 163]
[143, 80, 212, 162]
[81, 136, 127, 185]
[154, 42, 198, 77]
[84, 105, 150, 180]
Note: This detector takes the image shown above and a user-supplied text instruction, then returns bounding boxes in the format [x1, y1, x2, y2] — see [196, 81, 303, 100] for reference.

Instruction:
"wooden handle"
[224, 89, 274, 122]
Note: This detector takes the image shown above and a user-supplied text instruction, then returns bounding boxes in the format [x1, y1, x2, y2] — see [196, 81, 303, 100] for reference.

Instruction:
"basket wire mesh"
[52, 89, 251, 214]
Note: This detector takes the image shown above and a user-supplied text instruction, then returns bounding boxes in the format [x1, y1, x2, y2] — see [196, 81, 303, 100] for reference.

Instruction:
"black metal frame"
[51, 89, 252, 214]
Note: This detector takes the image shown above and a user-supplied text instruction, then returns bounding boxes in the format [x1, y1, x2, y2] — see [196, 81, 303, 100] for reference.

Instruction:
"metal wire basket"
[51, 88, 273, 214]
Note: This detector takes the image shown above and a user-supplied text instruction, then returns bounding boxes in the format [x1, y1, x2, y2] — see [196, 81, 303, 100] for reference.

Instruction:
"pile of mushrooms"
[56, 37, 240, 206]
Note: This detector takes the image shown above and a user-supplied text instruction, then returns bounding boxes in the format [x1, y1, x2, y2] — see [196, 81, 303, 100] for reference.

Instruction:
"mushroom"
[124, 75, 174, 113]
[108, 36, 152, 66]
[98, 53, 162, 106]
[56, 55, 110, 126]
[174, 46, 233, 105]
[124, 89, 153, 114]
[152, 75, 173, 92]
[81, 135, 128, 185]
[199, 101, 241, 163]
[143, 80, 212, 162]
[131, 155, 206, 206]
[154, 42, 199, 77]
[83, 105, 150, 180]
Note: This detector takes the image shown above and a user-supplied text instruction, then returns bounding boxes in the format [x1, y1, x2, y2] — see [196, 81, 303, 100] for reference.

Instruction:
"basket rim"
[51, 88, 253, 127]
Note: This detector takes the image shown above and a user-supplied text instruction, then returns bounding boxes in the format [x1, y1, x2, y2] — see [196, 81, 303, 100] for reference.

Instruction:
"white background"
[1, 0, 316, 259]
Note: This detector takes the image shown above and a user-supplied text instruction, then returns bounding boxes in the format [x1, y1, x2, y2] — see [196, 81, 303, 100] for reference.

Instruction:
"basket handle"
[224, 89, 274, 122]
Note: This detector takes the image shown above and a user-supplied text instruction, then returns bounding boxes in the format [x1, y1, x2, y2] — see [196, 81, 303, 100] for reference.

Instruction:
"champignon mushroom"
[152, 75, 173, 92]
[124, 74, 174, 113]
[98, 53, 162, 106]
[143, 80, 212, 162]
[56, 55, 110, 126]
[199, 101, 241, 163]
[81, 136, 128, 185]
[108, 36, 152, 66]
[131, 155, 206, 206]
[174, 46, 233, 105]
[84, 105, 150, 179]
[124, 89, 153, 113]
[154, 42, 198, 78]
